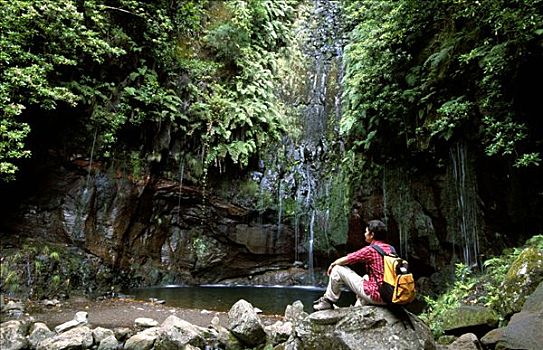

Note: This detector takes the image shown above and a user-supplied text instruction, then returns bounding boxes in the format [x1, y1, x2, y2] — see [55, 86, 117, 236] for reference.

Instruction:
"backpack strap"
[370, 244, 396, 256]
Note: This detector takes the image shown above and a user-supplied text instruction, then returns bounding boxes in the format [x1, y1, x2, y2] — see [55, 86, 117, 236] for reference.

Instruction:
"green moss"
[500, 247, 543, 315]
[441, 305, 499, 331]
[0, 240, 120, 300]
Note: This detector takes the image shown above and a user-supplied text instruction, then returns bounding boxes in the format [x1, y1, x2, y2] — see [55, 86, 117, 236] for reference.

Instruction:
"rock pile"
[1, 299, 436, 350]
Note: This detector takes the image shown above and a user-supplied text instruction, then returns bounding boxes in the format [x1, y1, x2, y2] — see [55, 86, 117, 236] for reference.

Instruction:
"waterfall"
[255, 0, 345, 281]
[299, 0, 345, 273]
[308, 209, 316, 283]
[450, 141, 480, 268]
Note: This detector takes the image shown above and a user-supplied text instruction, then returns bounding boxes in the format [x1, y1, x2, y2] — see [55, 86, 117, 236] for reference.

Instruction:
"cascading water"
[253, 0, 345, 283]
[288, 0, 345, 277]
[298, 0, 343, 282]
[450, 141, 480, 268]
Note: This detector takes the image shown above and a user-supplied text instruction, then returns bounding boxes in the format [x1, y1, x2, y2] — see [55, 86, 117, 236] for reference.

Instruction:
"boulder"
[499, 247, 543, 316]
[292, 306, 436, 350]
[210, 315, 242, 350]
[92, 326, 115, 344]
[28, 322, 55, 349]
[154, 315, 213, 349]
[441, 305, 499, 338]
[97, 334, 119, 350]
[124, 327, 162, 350]
[0, 320, 29, 350]
[113, 326, 133, 341]
[37, 325, 93, 350]
[447, 333, 481, 350]
[227, 299, 266, 347]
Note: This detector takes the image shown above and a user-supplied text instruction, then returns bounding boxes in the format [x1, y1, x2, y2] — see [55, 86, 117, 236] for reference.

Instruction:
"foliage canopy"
[0, 0, 300, 181]
[1, 0, 541, 187]
[340, 0, 542, 171]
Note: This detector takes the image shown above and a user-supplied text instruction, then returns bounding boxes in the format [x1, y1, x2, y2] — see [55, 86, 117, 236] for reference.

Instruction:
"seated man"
[313, 219, 393, 310]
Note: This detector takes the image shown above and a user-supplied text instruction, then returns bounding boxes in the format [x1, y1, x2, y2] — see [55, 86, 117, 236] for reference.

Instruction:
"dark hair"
[367, 220, 387, 240]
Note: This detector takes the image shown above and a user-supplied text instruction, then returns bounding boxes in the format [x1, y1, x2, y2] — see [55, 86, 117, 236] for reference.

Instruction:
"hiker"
[313, 219, 393, 311]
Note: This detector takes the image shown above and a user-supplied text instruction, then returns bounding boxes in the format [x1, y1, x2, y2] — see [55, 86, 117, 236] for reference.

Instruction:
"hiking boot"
[313, 297, 334, 311]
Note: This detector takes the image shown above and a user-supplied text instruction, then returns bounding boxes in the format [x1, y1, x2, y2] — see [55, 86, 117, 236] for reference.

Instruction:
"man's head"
[366, 220, 387, 241]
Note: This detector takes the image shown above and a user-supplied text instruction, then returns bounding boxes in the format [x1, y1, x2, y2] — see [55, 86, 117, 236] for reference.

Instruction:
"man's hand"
[327, 256, 349, 275]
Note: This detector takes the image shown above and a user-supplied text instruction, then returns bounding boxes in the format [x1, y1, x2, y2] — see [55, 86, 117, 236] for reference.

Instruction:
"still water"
[127, 285, 356, 315]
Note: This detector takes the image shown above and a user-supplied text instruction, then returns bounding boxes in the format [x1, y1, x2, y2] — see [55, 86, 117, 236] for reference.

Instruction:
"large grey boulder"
[227, 299, 266, 347]
[154, 315, 214, 349]
[37, 325, 93, 350]
[28, 322, 55, 349]
[292, 306, 436, 350]
[97, 334, 119, 350]
[92, 326, 115, 344]
[0, 320, 30, 350]
[124, 327, 162, 350]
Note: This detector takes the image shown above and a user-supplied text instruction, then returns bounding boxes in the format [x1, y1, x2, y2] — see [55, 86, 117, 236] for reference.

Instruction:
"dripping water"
[176, 160, 185, 223]
[70, 128, 98, 242]
[84, 127, 98, 191]
[450, 141, 480, 268]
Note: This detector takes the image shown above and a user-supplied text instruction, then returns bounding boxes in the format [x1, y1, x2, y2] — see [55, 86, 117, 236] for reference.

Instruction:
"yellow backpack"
[371, 245, 416, 305]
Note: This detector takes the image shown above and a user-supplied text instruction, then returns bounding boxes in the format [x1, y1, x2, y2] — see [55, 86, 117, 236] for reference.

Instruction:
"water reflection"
[127, 285, 356, 315]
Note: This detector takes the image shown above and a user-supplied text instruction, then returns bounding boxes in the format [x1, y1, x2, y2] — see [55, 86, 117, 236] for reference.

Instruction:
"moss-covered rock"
[0, 240, 121, 300]
[441, 304, 499, 337]
[500, 247, 543, 316]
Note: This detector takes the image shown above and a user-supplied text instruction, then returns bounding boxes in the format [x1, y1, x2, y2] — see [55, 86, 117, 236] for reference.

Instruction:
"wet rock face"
[1, 167, 295, 287]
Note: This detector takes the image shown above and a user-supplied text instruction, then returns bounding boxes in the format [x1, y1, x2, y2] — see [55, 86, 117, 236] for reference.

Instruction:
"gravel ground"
[12, 297, 283, 330]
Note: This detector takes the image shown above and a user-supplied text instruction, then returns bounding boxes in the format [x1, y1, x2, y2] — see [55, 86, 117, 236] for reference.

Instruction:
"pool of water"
[126, 285, 356, 315]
